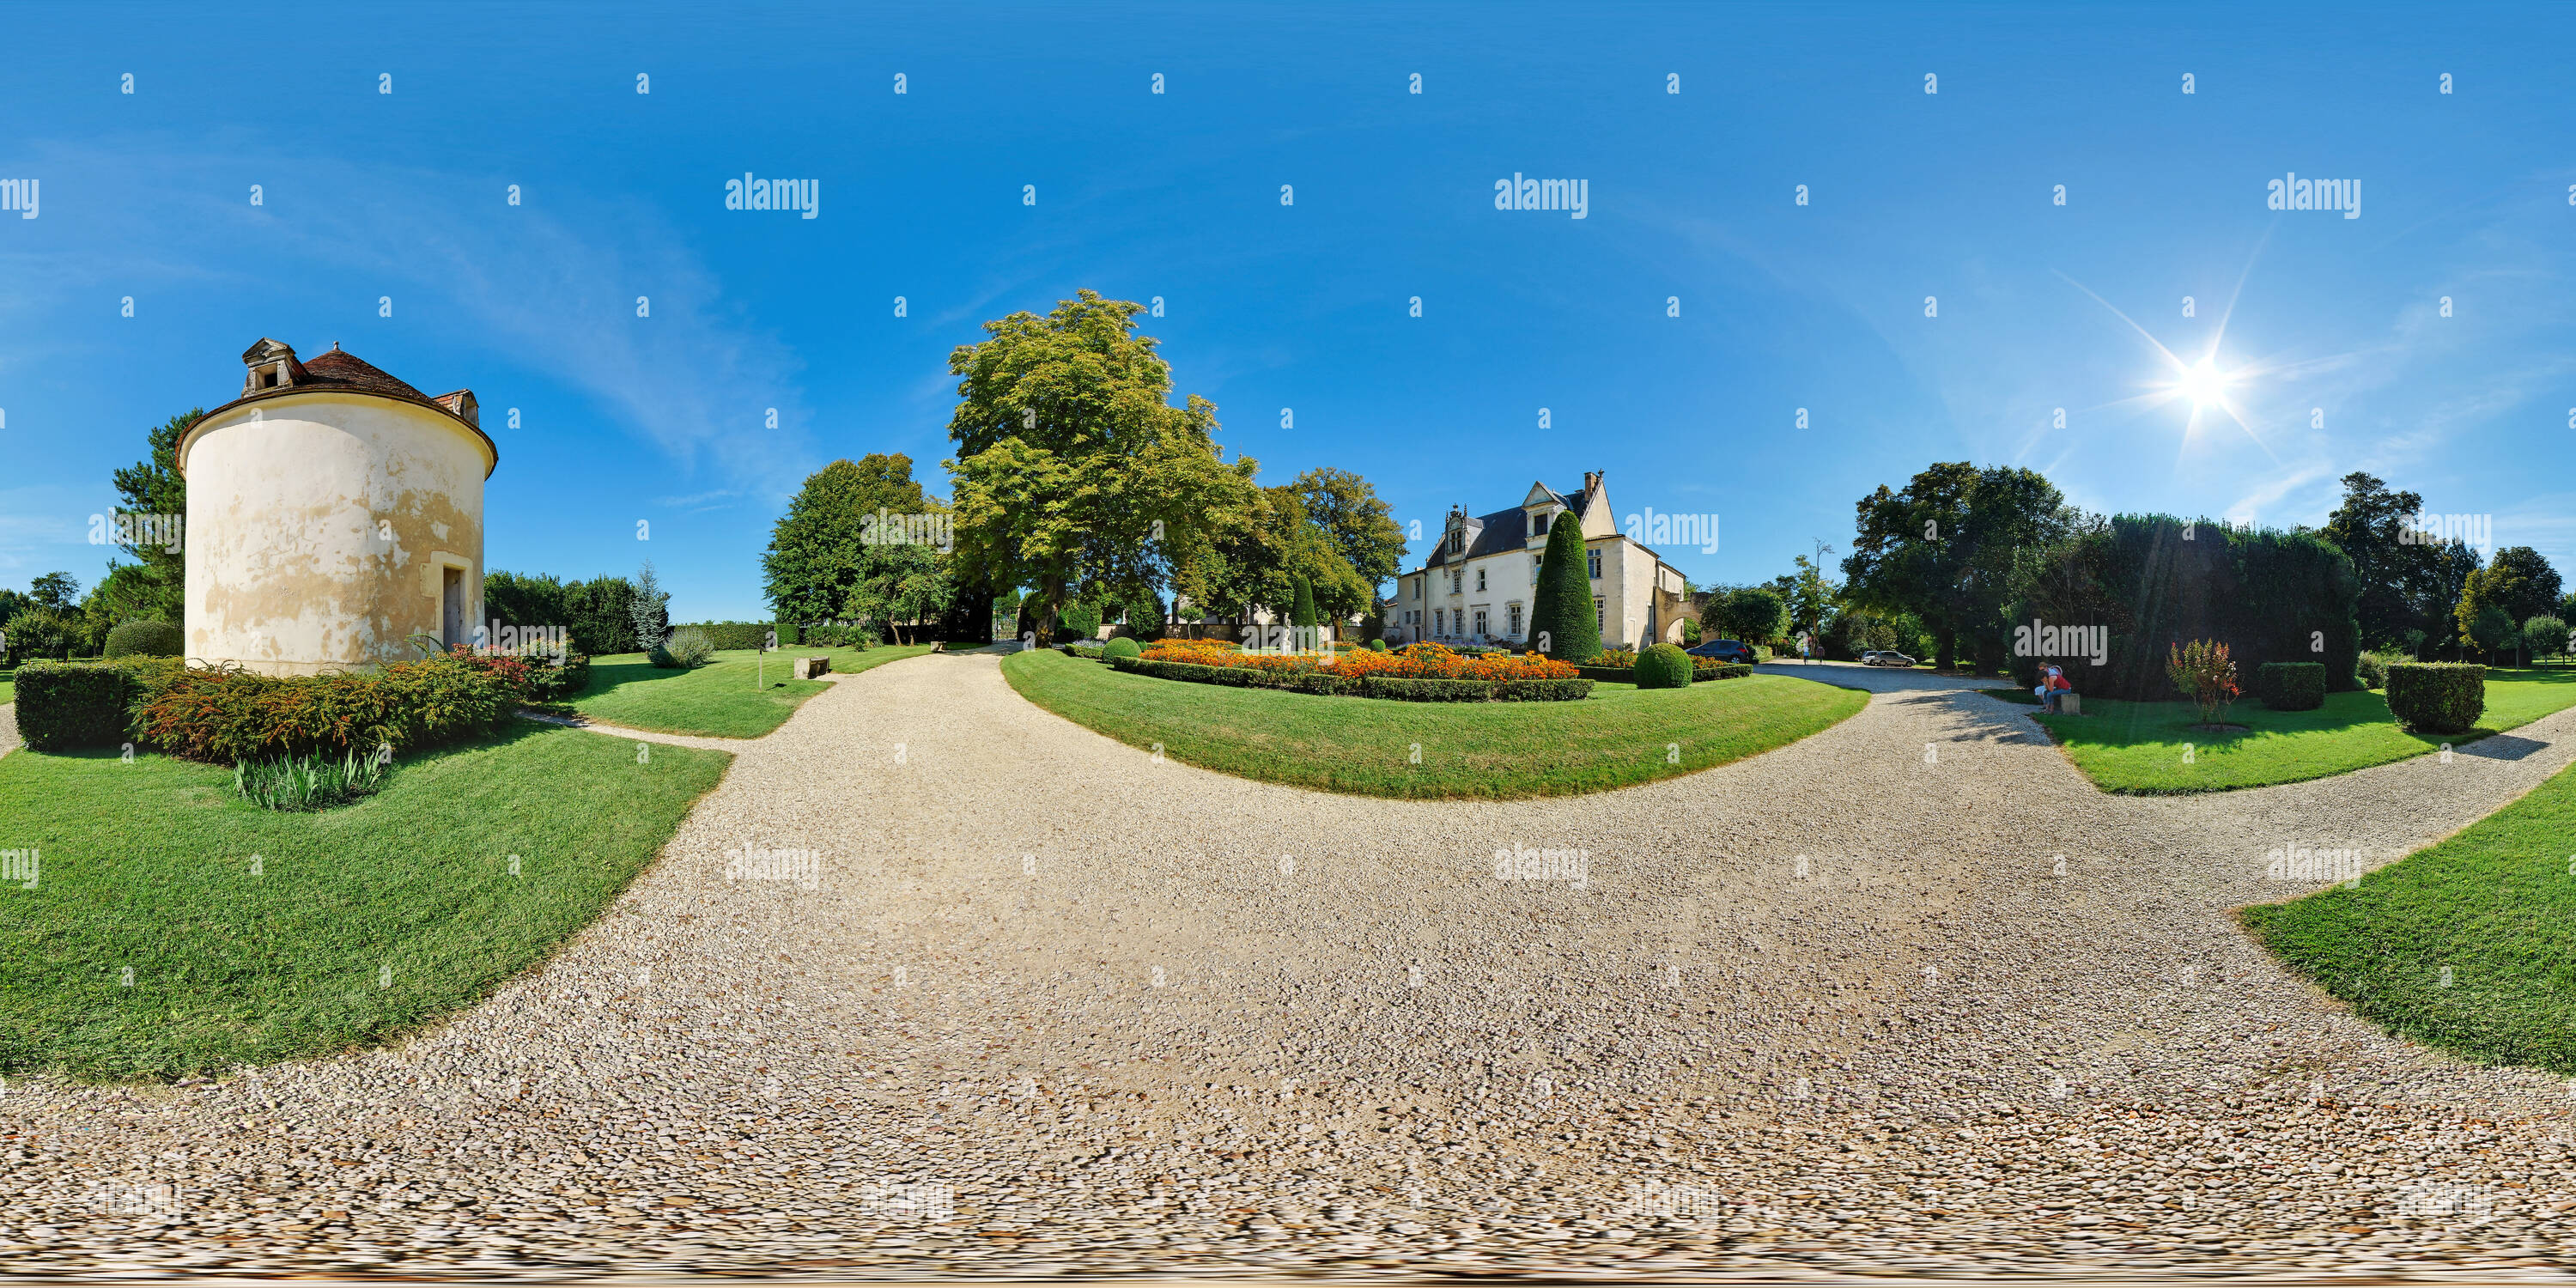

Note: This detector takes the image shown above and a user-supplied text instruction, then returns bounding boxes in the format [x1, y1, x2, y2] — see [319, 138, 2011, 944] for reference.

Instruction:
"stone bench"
[792, 656, 830, 680]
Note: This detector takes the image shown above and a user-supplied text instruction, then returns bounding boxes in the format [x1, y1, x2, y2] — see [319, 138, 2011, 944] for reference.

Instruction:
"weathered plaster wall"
[182, 395, 487, 675]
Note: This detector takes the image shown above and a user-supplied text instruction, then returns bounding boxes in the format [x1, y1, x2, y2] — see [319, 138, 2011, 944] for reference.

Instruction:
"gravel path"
[9, 651, 2576, 1277]
[0, 702, 17, 759]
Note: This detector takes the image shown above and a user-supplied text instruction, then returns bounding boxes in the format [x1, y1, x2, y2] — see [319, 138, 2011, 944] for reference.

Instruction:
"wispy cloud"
[21, 135, 816, 496]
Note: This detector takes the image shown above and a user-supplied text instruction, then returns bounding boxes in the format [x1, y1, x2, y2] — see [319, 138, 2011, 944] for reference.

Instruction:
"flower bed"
[1121, 641, 1588, 702]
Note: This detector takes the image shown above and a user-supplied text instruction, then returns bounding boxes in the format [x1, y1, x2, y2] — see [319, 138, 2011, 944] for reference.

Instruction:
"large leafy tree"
[762, 454, 935, 623]
[29, 572, 81, 611]
[1716, 586, 1789, 644]
[2458, 545, 2562, 660]
[1195, 484, 1370, 627]
[1528, 510, 1599, 660]
[1842, 462, 2068, 671]
[945, 290, 1256, 642]
[1293, 467, 1406, 594]
[2323, 471, 2467, 649]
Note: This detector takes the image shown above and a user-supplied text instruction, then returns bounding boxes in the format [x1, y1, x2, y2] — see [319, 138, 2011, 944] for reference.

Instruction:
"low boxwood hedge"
[1110, 655, 1588, 702]
[2385, 662, 2486, 734]
[12, 658, 182, 751]
[2255, 661, 2327, 711]
[1700, 662, 1753, 680]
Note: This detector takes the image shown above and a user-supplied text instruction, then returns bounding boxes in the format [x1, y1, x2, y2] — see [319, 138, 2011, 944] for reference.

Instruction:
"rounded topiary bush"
[1103, 637, 1141, 659]
[103, 618, 185, 658]
[2385, 662, 2485, 734]
[1367, 638, 1388, 652]
[1635, 642, 1693, 690]
[2255, 661, 2327, 711]
[2354, 651, 2393, 690]
[651, 626, 715, 669]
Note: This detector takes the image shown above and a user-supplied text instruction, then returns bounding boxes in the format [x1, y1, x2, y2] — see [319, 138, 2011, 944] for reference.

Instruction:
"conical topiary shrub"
[1530, 513, 1600, 661]
[1291, 574, 1319, 649]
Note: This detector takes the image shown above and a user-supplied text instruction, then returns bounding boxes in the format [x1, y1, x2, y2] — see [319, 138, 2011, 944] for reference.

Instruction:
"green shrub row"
[670, 621, 785, 652]
[2385, 663, 2486, 734]
[1109, 656, 1589, 702]
[2255, 661, 2327, 711]
[15, 651, 580, 761]
[10, 659, 180, 751]
[799, 622, 876, 648]
[1574, 660, 1755, 684]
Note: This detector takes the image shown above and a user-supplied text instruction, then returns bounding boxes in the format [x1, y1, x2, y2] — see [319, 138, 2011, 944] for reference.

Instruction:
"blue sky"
[7, 2, 2572, 619]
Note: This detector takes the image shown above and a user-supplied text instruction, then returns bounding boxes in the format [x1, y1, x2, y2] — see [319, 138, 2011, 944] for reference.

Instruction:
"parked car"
[1686, 638, 1757, 665]
[1862, 650, 1917, 668]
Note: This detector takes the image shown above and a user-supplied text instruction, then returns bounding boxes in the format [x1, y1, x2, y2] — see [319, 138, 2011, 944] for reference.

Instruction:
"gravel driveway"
[9, 651, 2575, 1277]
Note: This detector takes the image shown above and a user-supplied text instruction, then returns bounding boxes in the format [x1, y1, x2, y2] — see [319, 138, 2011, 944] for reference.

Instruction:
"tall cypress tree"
[1531, 514, 1600, 660]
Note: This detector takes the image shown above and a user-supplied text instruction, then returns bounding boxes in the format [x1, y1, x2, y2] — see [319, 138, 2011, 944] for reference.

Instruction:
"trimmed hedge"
[2006, 516, 2362, 700]
[12, 659, 179, 751]
[2255, 661, 2327, 711]
[1103, 637, 1142, 660]
[102, 619, 185, 659]
[1636, 643, 1692, 690]
[1109, 655, 1589, 702]
[1577, 659, 1754, 684]
[135, 653, 531, 763]
[2385, 663, 2487, 735]
[671, 621, 784, 651]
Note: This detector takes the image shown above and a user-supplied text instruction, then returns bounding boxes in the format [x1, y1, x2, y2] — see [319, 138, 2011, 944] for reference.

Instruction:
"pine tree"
[631, 559, 671, 653]
[1530, 515, 1600, 660]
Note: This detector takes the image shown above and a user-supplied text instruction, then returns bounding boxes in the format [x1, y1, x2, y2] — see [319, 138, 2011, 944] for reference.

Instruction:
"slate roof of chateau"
[1419, 479, 1604, 570]
[185, 343, 497, 478]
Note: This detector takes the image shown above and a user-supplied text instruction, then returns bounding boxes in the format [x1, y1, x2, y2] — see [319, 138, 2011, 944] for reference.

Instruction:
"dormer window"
[1533, 512, 1550, 535]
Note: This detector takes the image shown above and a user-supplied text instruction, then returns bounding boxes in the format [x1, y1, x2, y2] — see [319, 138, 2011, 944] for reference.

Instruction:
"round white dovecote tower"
[177, 338, 498, 675]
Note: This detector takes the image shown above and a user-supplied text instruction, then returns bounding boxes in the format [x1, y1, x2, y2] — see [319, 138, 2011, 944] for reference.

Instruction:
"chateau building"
[1391, 471, 1689, 651]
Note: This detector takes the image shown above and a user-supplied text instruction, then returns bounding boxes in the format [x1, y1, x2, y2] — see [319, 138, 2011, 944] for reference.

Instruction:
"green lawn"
[2013, 669, 2576, 793]
[1001, 647, 1867, 799]
[2243, 757, 2576, 1075]
[0, 671, 13, 706]
[0, 725, 730, 1082]
[571, 644, 934, 738]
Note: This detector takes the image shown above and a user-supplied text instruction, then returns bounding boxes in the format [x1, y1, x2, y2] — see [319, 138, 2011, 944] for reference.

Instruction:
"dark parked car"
[1686, 638, 1757, 665]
